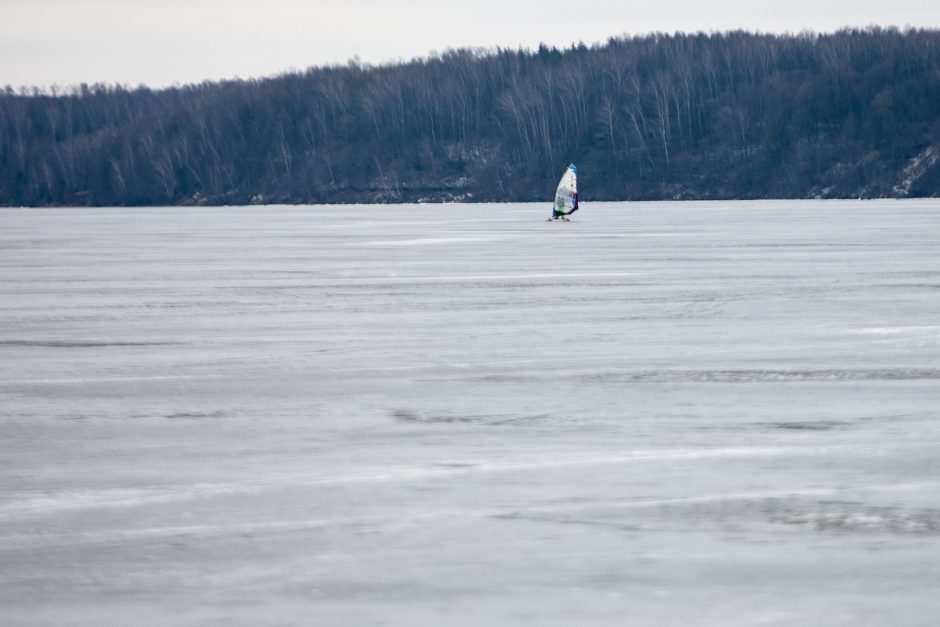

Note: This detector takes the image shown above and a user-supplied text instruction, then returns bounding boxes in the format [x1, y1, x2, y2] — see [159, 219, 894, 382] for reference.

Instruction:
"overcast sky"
[3, 0, 940, 88]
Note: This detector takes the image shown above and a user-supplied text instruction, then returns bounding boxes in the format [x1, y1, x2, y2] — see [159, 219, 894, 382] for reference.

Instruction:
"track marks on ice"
[581, 367, 940, 383]
[0, 445, 840, 520]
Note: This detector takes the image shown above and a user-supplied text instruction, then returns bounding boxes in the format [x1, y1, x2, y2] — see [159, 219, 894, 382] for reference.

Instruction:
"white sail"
[552, 164, 578, 216]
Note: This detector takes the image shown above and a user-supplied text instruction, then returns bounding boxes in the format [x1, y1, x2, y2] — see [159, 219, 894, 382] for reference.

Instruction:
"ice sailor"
[550, 163, 579, 221]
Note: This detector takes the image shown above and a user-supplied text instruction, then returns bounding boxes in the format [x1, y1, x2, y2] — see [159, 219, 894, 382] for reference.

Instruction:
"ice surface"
[1, 200, 939, 626]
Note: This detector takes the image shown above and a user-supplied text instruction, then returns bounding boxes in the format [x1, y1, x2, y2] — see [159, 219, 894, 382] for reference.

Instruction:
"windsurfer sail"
[550, 164, 578, 220]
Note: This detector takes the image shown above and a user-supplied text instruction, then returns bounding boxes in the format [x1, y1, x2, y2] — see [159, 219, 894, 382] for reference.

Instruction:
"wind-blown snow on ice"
[1, 200, 939, 626]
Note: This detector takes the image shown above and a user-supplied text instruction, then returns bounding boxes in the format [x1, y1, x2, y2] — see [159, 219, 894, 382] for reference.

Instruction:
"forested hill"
[2, 28, 939, 206]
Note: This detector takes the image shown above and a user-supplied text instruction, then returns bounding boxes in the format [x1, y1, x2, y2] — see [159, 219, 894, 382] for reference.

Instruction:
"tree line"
[2, 27, 939, 206]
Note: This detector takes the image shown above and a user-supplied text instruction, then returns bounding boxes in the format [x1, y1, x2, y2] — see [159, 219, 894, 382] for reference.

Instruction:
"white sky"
[2, 0, 940, 88]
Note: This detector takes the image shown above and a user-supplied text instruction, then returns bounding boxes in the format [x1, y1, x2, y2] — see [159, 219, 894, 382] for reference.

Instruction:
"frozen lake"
[2, 200, 940, 625]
